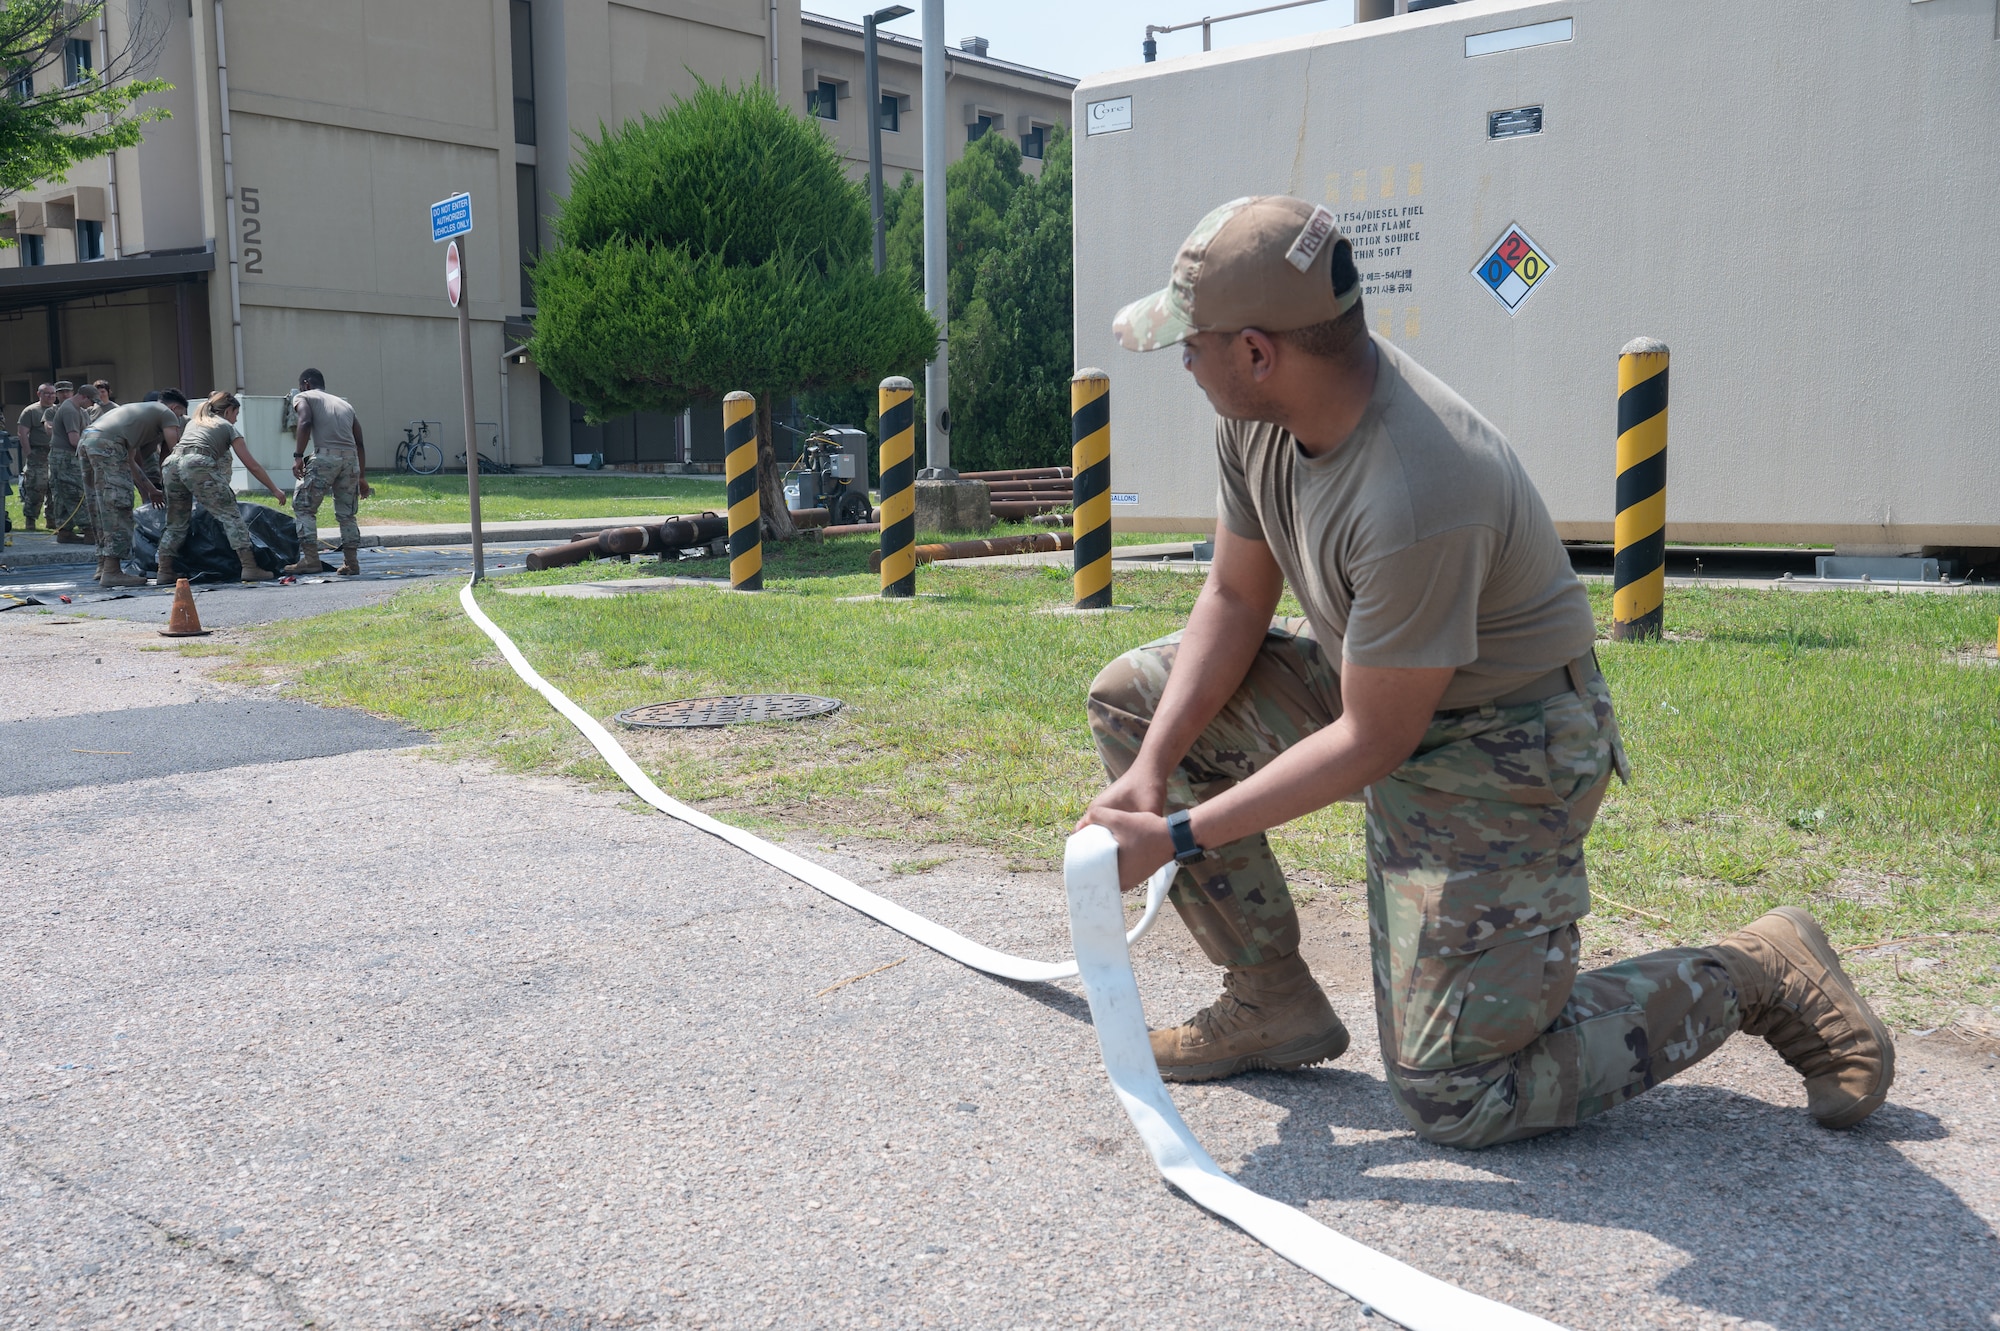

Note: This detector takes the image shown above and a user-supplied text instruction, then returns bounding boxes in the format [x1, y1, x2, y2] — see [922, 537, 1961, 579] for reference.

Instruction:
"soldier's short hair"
[1277, 299, 1369, 363]
[37, 382, 55, 395]
[158, 388, 189, 409]
[298, 367, 326, 391]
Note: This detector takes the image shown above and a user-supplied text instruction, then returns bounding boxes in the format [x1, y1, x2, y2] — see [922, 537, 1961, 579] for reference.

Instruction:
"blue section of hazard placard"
[431, 193, 473, 243]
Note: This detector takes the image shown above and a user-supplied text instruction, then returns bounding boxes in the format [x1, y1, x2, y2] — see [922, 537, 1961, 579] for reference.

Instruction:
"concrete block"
[914, 479, 991, 534]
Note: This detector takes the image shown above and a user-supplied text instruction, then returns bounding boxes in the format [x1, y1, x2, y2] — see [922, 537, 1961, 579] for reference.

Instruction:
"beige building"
[800, 14, 1075, 184]
[1, 1, 1072, 472]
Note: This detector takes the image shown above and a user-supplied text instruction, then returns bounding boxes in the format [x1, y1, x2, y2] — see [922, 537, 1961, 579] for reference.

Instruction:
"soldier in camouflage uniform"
[157, 390, 288, 584]
[286, 368, 372, 576]
[46, 383, 96, 542]
[1079, 197, 1892, 1147]
[14, 383, 57, 529]
[79, 392, 178, 586]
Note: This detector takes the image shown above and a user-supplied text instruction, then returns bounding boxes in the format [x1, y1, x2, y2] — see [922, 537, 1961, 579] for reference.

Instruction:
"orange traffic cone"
[159, 577, 211, 638]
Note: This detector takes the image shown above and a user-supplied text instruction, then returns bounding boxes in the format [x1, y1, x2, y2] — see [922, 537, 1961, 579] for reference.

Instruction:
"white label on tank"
[1465, 17, 1573, 58]
[1086, 97, 1133, 136]
[1111, 492, 1139, 506]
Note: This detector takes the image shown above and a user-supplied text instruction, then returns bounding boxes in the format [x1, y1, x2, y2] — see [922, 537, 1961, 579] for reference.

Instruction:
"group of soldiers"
[11, 368, 371, 587]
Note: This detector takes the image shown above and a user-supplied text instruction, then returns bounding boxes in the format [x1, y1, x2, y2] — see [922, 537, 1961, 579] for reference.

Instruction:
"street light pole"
[919, 0, 952, 476]
[863, 5, 913, 276]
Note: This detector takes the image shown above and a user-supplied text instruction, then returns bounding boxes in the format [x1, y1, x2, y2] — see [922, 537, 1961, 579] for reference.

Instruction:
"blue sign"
[430, 193, 473, 243]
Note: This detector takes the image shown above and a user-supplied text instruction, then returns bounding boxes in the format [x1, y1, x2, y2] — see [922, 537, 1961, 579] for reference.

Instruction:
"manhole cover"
[614, 694, 842, 729]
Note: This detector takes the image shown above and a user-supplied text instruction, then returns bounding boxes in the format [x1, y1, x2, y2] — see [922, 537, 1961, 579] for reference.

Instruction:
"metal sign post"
[433, 192, 483, 581]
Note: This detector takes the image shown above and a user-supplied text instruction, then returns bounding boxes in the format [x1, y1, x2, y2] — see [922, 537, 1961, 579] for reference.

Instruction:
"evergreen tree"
[952, 129, 1073, 473]
[841, 130, 1073, 474]
[531, 80, 937, 537]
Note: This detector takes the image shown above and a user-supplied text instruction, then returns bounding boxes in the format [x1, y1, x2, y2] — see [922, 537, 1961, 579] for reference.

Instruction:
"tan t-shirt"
[293, 390, 359, 451]
[51, 400, 91, 450]
[84, 402, 180, 459]
[18, 404, 52, 450]
[173, 417, 243, 464]
[1216, 336, 1595, 710]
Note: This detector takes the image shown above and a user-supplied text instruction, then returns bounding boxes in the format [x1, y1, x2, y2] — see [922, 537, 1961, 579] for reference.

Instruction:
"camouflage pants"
[48, 444, 89, 532]
[1088, 620, 1742, 1149]
[161, 454, 253, 561]
[20, 445, 49, 524]
[80, 437, 137, 559]
[293, 448, 360, 549]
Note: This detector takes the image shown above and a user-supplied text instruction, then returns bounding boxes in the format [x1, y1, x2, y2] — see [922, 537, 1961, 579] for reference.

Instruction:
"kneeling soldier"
[1078, 196, 1892, 1147]
[158, 391, 289, 584]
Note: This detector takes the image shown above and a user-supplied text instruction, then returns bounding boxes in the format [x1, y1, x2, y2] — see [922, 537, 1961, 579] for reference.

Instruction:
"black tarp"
[125, 501, 301, 581]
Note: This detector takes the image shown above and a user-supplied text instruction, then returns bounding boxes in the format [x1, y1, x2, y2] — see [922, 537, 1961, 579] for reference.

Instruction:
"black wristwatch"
[1165, 809, 1207, 866]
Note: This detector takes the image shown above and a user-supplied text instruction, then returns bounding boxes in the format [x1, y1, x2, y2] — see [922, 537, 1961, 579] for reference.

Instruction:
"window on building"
[20, 234, 44, 267]
[878, 94, 899, 134]
[808, 79, 840, 120]
[7, 67, 31, 101]
[967, 114, 996, 143]
[510, 0, 536, 145]
[76, 219, 103, 261]
[1021, 125, 1046, 159]
[517, 162, 539, 309]
[63, 37, 92, 87]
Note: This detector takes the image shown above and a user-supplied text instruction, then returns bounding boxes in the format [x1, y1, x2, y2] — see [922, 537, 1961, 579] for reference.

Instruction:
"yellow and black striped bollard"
[723, 390, 762, 591]
[1612, 338, 1669, 641]
[1071, 369, 1112, 610]
[877, 376, 917, 598]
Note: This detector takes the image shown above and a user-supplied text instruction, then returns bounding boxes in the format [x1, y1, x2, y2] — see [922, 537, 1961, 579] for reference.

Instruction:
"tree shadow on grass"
[1224, 1065, 1994, 1330]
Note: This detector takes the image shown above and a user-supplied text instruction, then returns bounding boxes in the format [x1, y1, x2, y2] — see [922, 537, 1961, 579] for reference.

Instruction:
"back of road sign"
[431, 192, 472, 243]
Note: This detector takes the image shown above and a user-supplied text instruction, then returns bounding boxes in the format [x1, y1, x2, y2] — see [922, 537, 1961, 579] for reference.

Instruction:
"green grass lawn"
[191, 541, 2000, 1031]
[3, 472, 732, 530]
[10, 471, 1190, 536]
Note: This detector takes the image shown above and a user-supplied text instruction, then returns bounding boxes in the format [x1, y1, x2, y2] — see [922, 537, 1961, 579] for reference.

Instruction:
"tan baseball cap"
[1114, 195, 1361, 352]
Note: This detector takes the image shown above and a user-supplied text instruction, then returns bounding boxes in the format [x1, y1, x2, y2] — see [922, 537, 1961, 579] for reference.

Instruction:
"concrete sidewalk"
[1, 516, 679, 570]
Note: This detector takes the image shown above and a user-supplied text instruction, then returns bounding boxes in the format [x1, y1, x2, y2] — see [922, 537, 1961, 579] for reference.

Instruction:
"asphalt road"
[3, 616, 1996, 1330]
[1, 699, 423, 797]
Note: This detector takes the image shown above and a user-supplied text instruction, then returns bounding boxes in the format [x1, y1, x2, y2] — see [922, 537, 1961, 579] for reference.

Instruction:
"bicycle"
[456, 448, 516, 475]
[397, 421, 444, 475]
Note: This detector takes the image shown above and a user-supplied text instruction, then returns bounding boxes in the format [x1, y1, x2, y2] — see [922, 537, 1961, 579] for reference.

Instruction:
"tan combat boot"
[237, 549, 274, 582]
[337, 544, 361, 576]
[1712, 907, 1894, 1128]
[155, 553, 178, 584]
[285, 540, 325, 574]
[1151, 952, 1350, 1082]
[97, 556, 146, 588]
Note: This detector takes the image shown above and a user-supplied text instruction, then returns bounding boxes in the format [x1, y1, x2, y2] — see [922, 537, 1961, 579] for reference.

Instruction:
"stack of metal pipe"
[962, 466, 1074, 520]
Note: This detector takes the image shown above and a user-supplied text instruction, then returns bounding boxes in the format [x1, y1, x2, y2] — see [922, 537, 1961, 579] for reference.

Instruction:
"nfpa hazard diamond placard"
[1473, 224, 1553, 313]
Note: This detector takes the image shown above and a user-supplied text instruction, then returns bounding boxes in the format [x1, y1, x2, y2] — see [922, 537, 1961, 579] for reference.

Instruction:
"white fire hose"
[461, 582, 1568, 1331]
